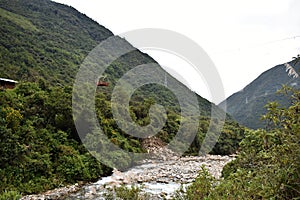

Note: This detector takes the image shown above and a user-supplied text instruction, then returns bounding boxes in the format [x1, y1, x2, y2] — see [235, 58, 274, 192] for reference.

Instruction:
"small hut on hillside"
[0, 78, 18, 89]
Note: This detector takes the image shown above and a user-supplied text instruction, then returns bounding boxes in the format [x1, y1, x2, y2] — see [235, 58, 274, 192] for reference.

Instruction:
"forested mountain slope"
[0, 0, 113, 84]
[0, 0, 245, 196]
[220, 61, 300, 129]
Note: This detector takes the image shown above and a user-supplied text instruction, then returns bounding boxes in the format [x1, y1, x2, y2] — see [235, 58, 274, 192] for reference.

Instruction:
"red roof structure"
[97, 81, 109, 87]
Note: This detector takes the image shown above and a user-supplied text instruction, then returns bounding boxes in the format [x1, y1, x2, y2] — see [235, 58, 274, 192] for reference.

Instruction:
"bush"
[103, 185, 150, 200]
[185, 86, 300, 199]
[173, 165, 216, 200]
[0, 190, 21, 200]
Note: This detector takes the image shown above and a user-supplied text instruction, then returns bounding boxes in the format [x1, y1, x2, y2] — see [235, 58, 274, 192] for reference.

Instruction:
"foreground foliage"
[180, 87, 300, 199]
[0, 190, 21, 200]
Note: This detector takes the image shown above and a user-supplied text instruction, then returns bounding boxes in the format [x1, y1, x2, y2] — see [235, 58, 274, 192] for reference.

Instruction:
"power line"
[212, 35, 300, 55]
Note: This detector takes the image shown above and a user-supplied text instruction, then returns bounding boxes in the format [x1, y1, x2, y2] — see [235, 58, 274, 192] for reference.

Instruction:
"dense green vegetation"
[178, 86, 300, 199]
[0, 0, 113, 84]
[0, 81, 244, 196]
[0, 82, 112, 195]
[220, 60, 300, 129]
[1, 0, 298, 199]
[0, 0, 246, 197]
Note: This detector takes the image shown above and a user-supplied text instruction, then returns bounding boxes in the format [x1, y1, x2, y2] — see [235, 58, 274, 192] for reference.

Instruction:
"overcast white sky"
[53, 0, 300, 104]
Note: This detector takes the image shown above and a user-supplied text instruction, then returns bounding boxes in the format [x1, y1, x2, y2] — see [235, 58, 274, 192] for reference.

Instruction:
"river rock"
[21, 153, 235, 200]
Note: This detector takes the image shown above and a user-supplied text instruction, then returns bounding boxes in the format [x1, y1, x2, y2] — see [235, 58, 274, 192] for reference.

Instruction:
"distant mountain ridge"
[219, 61, 300, 129]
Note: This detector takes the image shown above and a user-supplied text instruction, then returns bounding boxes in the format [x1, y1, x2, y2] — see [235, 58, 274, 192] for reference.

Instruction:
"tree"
[182, 86, 300, 199]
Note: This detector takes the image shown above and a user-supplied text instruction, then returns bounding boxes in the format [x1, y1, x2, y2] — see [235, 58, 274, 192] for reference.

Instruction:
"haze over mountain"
[219, 60, 300, 129]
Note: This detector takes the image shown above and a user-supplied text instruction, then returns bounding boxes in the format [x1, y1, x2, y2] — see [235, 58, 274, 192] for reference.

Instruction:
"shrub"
[0, 190, 21, 200]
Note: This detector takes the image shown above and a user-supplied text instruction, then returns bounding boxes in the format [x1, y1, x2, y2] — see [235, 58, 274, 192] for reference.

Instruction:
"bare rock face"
[141, 137, 180, 161]
[141, 137, 165, 150]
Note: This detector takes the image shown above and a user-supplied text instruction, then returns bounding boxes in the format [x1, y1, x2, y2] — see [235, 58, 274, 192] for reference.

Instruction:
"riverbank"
[21, 154, 235, 200]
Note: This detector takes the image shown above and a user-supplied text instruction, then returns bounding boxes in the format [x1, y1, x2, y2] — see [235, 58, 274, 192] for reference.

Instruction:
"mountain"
[0, 0, 113, 84]
[0, 0, 210, 112]
[0, 0, 233, 120]
[0, 0, 246, 157]
[0, 0, 246, 195]
[219, 61, 300, 129]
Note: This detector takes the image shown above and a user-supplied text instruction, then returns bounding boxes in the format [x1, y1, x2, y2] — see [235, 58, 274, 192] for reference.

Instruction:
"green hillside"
[0, 0, 113, 84]
[220, 61, 300, 129]
[0, 0, 215, 115]
[0, 0, 245, 196]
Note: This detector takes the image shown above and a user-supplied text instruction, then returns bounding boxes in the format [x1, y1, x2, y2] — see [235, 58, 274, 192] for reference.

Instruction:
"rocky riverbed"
[21, 154, 235, 200]
[22, 138, 235, 199]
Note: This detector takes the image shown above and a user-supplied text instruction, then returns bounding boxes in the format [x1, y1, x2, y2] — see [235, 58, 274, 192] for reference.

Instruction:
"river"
[21, 154, 234, 200]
